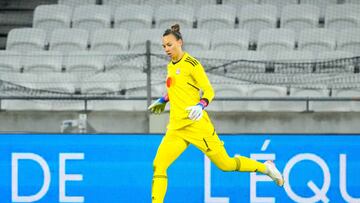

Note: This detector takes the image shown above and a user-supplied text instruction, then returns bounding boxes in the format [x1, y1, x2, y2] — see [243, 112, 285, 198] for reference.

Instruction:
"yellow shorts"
[165, 117, 224, 155]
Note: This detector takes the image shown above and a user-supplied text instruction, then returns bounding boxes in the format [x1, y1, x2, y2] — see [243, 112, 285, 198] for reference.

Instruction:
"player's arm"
[186, 62, 214, 120]
[148, 94, 169, 114]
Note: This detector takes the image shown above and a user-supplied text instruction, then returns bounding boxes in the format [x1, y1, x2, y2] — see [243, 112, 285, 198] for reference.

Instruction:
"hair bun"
[171, 24, 180, 33]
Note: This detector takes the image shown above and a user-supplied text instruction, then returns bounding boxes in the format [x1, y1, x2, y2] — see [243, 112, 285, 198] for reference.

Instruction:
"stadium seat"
[72, 5, 112, 34]
[211, 29, 250, 52]
[91, 29, 130, 52]
[87, 82, 164, 111]
[114, 5, 153, 31]
[129, 29, 163, 52]
[33, 5, 72, 41]
[222, 0, 258, 11]
[149, 50, 169, 70]
[247, 85, 289, 112]
[189, 50, 227, 68]
[274, 51, 315, 73]
[31, 73, 78, 94]
[176, 0, 217, 7]
[224, 51, 269, 73]
[298, 29, 337, 52]
[248, 85, 287, 97]
[316, 51, 355, 61]
[281, 5, 320, 34]
[181, 29, 211, 51]
[315, 51, 355, 73]
[103, 50, 148, 71]
[143, 0, 176, 6]
[337, 28, 360, 56]
[190, 50, 226, 60]
[300, 0, 337, 18]
[81, 73, 122, 94]
[197, 5, 237, 30]
[23, 51, 63, 72]
[0, 51, 22, 72]
[260, 0, 297, 17]
[206, 83, 248, 112]
[1, 73, 83, 111]
[6, 28, 47, 53]
[58, 0, 96, 7]
[64, 51, 105, 73]
[325, 4, 360, 30]
[238, 4, 277, 43]
[155, 5, 194, 29]
[102, 0, 142, 6]
[289, 87, 330, 111]
[257, 28, 296, 55]
[50, 28, 89, 52]
[331, 88, 360, 112]
[122, 70, 147, 91]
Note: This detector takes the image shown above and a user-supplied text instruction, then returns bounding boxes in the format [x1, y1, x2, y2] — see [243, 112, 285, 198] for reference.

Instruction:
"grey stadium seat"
[247, 85, 289, 112]
[325, 4, 360, 31]
[6, 28, 47, 53]
[102, 0, 142, 6]
[260, 0, 297, 17]
[143, 0, 176, 6]
[91, 29, 130, 53]
[298, 29, 337, 52]
[181, 29, 211, 51]
[197, 5, 237, 31]
[129, 29, 163, 52]
[58, 0, 96, 7]
[114, 5, 153, 31]
[176, 0, 217, 7]
[155, 5, 194, 29]
[337, 28, 360, 56]
[33, 5, 72, 41]
[238, 4, 277, 43]
[0, 50, 22, 72]
[222, 0, 258, 12]
[281, 4, 320, 34]
[63, 51, 105, 73]
[72, 5, 112, 34]
[211, 29, 250, 52]
[22, 51, 63, 72]
[300, 0, 338, 18]
[257, 28, 296, 55]
[50, 28, 89, 53]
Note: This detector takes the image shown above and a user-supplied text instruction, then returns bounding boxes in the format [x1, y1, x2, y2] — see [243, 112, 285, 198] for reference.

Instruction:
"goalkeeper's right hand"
[148, 96, 168, 114]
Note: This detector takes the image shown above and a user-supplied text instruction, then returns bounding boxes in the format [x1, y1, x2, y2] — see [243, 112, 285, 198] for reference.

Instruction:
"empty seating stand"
[0, 0, 57, 49]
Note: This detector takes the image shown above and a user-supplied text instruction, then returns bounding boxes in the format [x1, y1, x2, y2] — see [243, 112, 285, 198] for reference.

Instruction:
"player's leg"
[203, 132, 283, 186]
[187, 119, 284, 186]
[201, 131, 267, 173]
[152, 130, 189, 203]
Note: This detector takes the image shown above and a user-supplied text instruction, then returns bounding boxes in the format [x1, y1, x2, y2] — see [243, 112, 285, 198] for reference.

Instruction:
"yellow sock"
[235, 156, 267, 174]
[152, 175, 167, 203]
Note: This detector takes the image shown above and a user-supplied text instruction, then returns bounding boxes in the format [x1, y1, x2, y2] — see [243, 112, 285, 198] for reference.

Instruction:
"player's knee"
[153, 161, 167, 175]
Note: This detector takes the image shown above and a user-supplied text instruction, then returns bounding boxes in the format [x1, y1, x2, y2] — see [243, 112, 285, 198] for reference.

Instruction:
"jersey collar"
[171, 52, 187, 65]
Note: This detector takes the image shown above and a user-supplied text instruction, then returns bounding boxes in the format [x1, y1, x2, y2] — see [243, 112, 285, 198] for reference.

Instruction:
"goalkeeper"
[149, 24, 284, 203]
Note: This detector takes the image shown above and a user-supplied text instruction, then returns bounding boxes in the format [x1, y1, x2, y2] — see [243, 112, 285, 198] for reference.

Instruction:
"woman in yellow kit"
[148, 24, 284, 203]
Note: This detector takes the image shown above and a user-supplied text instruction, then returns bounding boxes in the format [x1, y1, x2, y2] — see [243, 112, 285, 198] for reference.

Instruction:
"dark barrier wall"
[0, 134, 359, 203]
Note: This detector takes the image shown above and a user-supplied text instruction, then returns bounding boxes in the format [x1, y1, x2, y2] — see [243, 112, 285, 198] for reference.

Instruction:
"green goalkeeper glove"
[148, 95, 168, 114]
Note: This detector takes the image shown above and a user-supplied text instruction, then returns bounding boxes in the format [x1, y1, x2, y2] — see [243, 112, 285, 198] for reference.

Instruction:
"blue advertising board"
[0, 134, 359, 203]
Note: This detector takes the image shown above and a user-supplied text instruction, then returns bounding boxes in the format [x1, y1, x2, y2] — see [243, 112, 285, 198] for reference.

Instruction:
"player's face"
[162, 34, 183, 60]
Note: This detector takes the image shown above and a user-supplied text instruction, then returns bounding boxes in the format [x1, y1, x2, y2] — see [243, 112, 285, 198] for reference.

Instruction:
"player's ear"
[178, 38, 183, 47]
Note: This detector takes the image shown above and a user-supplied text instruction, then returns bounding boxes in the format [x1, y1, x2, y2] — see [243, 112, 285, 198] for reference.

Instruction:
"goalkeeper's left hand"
[186, 100, 208, 121]
[148, 96, 167, 114]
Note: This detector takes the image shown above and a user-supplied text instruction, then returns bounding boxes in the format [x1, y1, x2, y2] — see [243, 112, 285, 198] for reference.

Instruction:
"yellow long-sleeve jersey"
[165, 52, 215, 130]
